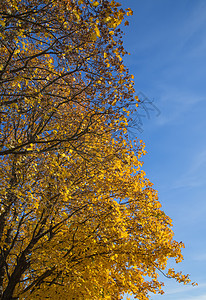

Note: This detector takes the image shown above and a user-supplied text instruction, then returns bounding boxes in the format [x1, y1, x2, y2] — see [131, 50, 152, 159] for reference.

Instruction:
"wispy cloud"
[173, 148, 206, 189]
[150, 283, 206, 300]
[166, 282, 206, 293]
[180, 294, 206, 300]
[154, 90, 204, 127]
[179, 1, 206, 56]
[193, 253, 206, 262]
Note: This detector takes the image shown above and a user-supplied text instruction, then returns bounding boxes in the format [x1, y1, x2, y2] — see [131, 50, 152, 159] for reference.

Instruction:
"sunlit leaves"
[0, 0, 193, 299]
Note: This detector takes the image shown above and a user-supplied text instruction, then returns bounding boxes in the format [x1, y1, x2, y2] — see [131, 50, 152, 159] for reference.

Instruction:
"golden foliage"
[0, 0, 193, 299]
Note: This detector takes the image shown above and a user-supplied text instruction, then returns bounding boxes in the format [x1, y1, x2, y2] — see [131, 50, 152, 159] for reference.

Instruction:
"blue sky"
[120, 0, 206, 299]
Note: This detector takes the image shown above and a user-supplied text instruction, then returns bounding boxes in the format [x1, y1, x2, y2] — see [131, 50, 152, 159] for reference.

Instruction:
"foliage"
[0, 0, 193, 299]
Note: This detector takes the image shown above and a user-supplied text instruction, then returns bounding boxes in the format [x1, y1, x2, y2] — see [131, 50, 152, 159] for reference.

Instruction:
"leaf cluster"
[0, 1, 194, 299]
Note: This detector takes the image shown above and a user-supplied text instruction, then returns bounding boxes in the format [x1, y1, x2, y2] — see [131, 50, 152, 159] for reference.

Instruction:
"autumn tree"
[0, 0, 194, 299]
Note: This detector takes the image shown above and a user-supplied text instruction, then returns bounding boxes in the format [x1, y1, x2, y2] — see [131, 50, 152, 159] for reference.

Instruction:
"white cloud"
[176, 1, 206, 55]
[173, 148, 206, 189]
[154, 89, 204, 127]
[150, 283, 206, 300]
[180, 294, 206, 300]
[166, 282, 206, 294]
[193, 253, 206, 262]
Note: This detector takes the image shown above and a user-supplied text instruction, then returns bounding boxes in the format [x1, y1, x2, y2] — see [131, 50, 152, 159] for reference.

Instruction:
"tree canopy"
[0, 0, 194, 299]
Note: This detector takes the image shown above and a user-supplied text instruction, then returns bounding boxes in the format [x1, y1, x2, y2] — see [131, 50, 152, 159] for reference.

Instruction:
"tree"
[0, 0, 194, 299]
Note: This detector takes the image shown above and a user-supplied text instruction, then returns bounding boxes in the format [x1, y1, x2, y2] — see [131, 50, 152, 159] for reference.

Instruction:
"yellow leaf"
[92, 1, 99, 7]
[94, 25, 101, 37]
